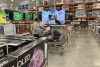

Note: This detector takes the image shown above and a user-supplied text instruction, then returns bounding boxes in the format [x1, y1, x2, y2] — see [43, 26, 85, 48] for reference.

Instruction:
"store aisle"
[48, 30, 100, 67]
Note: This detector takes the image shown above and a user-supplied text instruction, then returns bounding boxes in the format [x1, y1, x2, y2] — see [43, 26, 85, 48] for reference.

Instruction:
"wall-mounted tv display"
[42, 10, 65, 24]
[25, 13, 32, 20]
[33, 14, 38, 20]
[13, 12, 23, 20]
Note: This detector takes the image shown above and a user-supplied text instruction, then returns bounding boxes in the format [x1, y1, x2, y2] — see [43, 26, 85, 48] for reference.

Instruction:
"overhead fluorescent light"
[32, 0, 34, 1]
[11, 0, 14, 1]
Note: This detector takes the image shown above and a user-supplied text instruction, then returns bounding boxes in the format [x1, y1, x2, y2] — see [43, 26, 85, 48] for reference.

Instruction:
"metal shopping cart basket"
[47, 25, 68, 55]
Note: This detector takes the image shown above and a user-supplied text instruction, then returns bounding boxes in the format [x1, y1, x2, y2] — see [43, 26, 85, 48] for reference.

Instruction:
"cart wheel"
[59, 52, 64, 56]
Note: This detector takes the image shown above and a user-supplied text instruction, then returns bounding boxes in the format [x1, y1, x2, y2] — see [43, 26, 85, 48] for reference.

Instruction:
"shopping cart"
[47, 25, 68, 55]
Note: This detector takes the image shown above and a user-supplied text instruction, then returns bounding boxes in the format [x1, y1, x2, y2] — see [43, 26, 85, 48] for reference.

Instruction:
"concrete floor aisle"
[48, 30, 100, 67]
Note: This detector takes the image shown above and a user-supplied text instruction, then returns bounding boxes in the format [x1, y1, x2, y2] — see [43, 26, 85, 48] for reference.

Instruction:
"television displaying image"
[13, 12, 23, 20]
[33, 14, 38, 20]
[0, 12, 10, 22]
[42, 10, 65, 24]
[25, 13, 32, 20]
[0, 12, 6, 17]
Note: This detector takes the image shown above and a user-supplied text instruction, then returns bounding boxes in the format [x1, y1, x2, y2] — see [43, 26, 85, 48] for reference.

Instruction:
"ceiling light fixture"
[11, 0, 14, 1]
[32, 0, 34, 1]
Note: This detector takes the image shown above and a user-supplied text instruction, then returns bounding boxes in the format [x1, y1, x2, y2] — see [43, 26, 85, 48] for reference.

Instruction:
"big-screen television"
[25, 13, 32, 20]
[13, 12, 23, 20]
[0, 12, 10, 21]
[33, 14, 38, 20]
[42, 10, 65, 24]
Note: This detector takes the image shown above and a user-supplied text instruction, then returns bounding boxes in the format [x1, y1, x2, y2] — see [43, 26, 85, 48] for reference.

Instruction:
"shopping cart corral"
[47, 25, 68, 55]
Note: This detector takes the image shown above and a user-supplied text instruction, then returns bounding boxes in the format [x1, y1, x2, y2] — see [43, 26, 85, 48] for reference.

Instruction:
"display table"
[0, 37, 48, 67]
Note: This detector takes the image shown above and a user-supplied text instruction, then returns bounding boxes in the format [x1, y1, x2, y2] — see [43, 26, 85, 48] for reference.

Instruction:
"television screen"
[42, 10, 65, 24]
[0, 12, 6, 17]
[25, 13, 32, 20]
[13, 12, 23, 20]
[0, 12, 9, 21]
[33, 14, 38, 20]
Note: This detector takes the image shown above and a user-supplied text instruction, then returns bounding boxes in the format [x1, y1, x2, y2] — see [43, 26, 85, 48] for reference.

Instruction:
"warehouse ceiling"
[0, 0, 36, 11]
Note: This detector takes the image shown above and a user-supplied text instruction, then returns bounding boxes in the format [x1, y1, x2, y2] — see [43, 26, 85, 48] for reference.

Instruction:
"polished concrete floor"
[48, 30, 100, 67]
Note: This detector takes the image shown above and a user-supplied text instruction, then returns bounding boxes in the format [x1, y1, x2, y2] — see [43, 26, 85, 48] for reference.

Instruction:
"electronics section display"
[13, 12, 23, 21]
[0, 37, 48, 67]
[42, 10, 65, 24]
[0, 12, 10, 24]
[37, 0, 100, 24]
[25, 13, 32, 20]
[5, 9, 41, 22]
[33, 14, 39, 20]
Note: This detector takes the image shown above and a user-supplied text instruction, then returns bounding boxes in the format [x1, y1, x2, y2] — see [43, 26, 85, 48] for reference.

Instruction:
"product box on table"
[8, 37, 47, 67]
